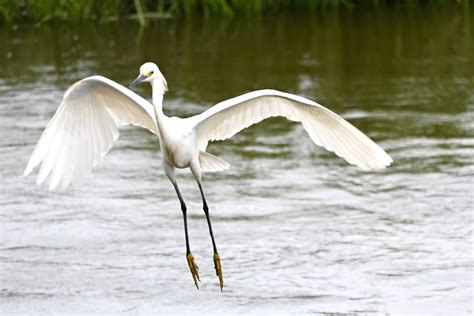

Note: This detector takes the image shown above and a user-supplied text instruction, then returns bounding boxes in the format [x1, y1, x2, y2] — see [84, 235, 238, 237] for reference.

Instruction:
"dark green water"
[1, 8, 473, 315]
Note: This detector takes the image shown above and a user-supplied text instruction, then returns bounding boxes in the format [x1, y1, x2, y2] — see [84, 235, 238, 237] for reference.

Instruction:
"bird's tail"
[199, 151, 230, 172]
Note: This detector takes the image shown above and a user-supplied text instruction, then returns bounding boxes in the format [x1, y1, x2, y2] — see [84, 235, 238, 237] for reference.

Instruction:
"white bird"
[24, 62, 392, 290]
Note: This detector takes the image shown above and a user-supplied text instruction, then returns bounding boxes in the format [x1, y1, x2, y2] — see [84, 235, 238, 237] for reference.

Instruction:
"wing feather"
[191, 89, 392, 170]
[24, 76, 158, 191]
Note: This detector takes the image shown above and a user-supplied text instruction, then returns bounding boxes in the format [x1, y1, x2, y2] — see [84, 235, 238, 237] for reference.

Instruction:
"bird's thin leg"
[172, 181, 200, 289]
[197, 182, 224, 291]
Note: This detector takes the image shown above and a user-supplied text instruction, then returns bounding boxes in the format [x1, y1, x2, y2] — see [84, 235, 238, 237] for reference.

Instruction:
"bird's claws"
[187, 253, 200, 289]
[214, 252, 224, 291]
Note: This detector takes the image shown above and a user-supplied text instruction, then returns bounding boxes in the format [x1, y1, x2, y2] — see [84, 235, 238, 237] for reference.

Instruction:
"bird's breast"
[159, 121, 198, 169]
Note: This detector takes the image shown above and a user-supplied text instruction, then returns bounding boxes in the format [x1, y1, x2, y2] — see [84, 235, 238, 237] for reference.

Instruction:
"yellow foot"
[187, 253, 200, 289]
[213, 252, 224, 291]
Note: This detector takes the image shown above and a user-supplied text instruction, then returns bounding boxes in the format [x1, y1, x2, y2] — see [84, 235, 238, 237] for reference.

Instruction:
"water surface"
[1, 8, 473, 315]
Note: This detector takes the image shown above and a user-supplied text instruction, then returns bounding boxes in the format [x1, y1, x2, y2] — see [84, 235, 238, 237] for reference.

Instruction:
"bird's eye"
[149, 71, 154, 76]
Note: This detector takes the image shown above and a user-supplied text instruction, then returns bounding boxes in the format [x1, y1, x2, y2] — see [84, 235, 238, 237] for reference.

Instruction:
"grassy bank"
[0, 0, 468, 25]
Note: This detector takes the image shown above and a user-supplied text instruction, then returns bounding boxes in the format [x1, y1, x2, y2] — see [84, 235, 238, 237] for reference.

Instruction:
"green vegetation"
[0, 0, 468, 25]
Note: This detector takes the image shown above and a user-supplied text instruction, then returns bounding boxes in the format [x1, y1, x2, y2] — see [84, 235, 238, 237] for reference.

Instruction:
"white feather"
[190, 89, 392, 170]
[25, 69, 392, 194]
[24, 76, 158, 191]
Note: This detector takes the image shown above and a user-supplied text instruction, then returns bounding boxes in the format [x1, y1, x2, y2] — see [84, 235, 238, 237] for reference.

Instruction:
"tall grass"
[0, 0, 467, 25]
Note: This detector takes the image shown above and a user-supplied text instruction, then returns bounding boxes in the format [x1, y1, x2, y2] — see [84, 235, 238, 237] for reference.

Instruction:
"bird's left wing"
[190, 89, 392, 170]
[24, 76, 158, 191]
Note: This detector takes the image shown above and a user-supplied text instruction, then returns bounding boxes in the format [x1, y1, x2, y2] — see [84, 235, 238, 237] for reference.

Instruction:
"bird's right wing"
[24, 75, 158, 191]
[190, 89, 392, 170]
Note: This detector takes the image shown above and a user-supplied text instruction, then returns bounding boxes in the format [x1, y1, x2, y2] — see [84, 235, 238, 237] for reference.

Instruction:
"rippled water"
[1, 8, 473, 315]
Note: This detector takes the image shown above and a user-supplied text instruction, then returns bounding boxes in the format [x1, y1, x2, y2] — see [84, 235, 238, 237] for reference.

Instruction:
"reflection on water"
[1, 7, 473, 315]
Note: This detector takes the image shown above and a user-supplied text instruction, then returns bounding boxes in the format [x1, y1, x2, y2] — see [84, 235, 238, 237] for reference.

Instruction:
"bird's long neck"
[151, 77, 168, 135]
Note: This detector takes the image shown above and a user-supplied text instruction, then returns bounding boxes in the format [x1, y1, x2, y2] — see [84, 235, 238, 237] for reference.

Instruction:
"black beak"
[129, 74, 147, 88]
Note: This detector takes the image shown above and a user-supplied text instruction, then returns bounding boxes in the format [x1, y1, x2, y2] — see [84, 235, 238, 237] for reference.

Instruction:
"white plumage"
[25, 69, 392, 191]
[24, 76, 158, 191]
[23, 62, 392, 290]
[190, 90, 392, 171]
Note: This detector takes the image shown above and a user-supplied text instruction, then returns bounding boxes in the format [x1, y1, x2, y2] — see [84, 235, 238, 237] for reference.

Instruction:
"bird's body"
[24, 62, 392, 290]
[159, 116, 196, 169]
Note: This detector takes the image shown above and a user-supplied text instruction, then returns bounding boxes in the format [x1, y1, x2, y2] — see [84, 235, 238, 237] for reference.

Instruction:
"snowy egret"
[24, 62, 392, 290]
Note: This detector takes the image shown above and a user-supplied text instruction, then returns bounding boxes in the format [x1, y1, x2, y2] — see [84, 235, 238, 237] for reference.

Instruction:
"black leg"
[197, 183, 223, 290]
[172, 182, 200, 289]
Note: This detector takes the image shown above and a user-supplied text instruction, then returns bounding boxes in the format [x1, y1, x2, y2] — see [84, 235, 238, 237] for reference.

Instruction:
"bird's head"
[130, 62, 168, 92]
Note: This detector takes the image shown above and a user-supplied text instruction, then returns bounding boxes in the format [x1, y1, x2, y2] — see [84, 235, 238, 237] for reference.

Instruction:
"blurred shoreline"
[0, 0, 470, 26]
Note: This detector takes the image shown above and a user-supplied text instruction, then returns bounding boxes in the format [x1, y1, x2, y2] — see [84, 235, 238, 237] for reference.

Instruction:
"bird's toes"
[186, 253, 200, 289]
[213, 252, 224, 291]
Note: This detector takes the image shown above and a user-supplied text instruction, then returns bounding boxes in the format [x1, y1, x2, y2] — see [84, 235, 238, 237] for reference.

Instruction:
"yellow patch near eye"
[147, 71, 154, 77]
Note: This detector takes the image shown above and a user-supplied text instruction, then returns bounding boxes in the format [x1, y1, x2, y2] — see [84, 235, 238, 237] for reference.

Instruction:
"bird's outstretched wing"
[191, 89, 392, 170]
[24, 76, 158, 191]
